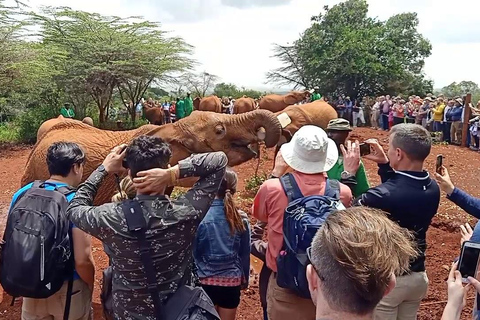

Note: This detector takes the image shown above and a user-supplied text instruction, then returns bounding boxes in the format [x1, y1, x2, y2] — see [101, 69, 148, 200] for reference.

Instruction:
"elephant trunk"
[231, 109, 282, 148]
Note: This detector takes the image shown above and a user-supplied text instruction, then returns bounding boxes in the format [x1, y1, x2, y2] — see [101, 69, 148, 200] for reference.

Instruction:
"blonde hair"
[310, 207, 417, 315]
[218, 168, 245, 235]
[111, 176, 136, 202]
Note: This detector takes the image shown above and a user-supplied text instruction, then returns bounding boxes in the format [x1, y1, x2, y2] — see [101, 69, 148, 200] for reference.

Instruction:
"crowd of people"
[5, 100, 480, 320]
[328, 93, 480, 151]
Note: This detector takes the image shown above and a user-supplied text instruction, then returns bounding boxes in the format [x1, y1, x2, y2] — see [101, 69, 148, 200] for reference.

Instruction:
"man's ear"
[384, 274, 397, 297]
[306, 264, 319, 305]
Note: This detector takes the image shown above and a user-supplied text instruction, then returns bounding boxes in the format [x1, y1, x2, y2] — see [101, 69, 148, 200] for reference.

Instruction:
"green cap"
[327, 118, 352, 131]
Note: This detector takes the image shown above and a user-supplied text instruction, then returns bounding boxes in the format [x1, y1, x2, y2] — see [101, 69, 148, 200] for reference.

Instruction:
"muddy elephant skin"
[143, 105, 165, 125]
[233, 97, 256, 114]
[258, 91, 310, 113]
[198, 95, 222, 113]
[23, 109, 282, 204]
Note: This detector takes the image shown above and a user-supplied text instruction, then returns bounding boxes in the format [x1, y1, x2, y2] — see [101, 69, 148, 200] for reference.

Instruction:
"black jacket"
[355, 163, 440, 273]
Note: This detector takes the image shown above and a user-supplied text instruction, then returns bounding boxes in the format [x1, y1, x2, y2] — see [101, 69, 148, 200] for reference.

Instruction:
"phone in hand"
[458, 241, 480, 283]
[120, 145, 128, 169]
[436, 154, 443, 174]
[359, 143, 371, 156]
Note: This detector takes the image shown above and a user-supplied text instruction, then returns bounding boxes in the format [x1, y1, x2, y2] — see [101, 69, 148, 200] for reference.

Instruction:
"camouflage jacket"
[67, 152, 228, 320]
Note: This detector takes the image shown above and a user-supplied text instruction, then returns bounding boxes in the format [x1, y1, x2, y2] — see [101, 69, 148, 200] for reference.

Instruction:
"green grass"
[0, 122, 20, 143]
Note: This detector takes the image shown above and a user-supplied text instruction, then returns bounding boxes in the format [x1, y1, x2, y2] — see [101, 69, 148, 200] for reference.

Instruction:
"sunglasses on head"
[306, 246, 325, 281]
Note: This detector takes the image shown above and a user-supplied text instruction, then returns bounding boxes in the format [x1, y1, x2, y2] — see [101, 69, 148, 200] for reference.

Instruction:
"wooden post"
[461, 93, 472, 147]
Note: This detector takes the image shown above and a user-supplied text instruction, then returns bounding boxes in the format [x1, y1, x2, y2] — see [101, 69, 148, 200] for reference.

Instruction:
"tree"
[183, 71, 218, 97]
[32, 8, 193, 124]
[267, 0, 432, 99]
[439, 81, 480, 103]
[213, 82, 239, 98]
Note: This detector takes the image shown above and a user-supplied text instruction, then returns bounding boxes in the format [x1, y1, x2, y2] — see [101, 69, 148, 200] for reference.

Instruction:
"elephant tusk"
[277, 113, 292, 128]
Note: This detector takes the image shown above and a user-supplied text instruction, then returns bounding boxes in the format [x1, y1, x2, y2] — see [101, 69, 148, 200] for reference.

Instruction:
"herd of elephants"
[22, 91, 338, 204]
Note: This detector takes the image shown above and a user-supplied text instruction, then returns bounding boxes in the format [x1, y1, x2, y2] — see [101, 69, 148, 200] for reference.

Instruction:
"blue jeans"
[382, 114, 389, 130]
[433, 121, 443, 132]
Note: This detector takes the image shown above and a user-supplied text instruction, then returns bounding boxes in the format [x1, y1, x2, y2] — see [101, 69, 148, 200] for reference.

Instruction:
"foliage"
[245, 173, 268, 195]
[267, 0, 432, 99]
[0, 122, 19, 143]
[437, 81, 480, 103]
[182, 71, 219, 98]
[15, 104, 57, 142]
[31, 7, 193, 124]
[213, 82, 266, 99]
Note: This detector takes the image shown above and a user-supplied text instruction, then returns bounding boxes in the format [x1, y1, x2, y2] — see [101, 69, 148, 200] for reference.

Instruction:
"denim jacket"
[193, 199, 251, 285]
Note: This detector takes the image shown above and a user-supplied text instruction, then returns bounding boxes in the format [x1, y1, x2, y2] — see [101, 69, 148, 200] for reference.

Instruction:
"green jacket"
[60, 107, 75, 118]
[311, 93, 322, 102]
[184, 97, 193, 116]
[176, 100, 186, 119]
[327, 158, 370, 197]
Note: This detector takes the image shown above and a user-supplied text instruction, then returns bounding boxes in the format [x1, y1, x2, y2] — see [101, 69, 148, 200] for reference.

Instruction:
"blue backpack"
[276, 174, 345, 299]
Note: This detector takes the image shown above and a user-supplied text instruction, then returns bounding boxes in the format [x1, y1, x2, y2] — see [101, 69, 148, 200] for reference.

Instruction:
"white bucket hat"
[280, 125, 338, 174]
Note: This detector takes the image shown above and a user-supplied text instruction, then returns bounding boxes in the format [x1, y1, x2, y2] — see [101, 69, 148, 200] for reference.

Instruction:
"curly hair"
[111, 176, 136, 202]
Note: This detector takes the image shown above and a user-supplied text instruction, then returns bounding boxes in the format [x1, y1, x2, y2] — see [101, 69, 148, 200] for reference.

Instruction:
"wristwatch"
[340, 171, 354, 180]
[96, 164, 107, 173]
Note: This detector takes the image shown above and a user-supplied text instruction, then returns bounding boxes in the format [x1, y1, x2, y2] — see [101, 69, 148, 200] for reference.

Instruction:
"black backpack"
[0, 181, 75, 312]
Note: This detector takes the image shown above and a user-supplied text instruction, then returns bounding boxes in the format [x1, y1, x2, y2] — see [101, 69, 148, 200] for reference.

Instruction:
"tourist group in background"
[330, 93, 480, 151]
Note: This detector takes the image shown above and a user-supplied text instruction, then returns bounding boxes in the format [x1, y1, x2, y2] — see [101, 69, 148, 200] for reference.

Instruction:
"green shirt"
[184, 97, 193, 116]
[327, 158, 370, 198]
[60, 107, 75, 118]
[311, 93, 322, 102]
[176, 100, 186, 119]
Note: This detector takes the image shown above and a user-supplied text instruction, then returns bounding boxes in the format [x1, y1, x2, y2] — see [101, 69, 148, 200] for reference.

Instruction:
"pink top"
[251, 171, 352, 272]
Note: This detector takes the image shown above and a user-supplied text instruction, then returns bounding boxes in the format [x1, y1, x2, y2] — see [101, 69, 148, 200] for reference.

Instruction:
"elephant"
[258, 91, 311, 113]
[22, 109, 282, 204]
[193, 97, 201, 110]
[198, 95, 222, 113]
[233, 97, 256, 114]
[37, 115, 94, 141]
[82, 117, 94, 126]
[273, 100, 338, 159]
[143, 104, 165, 125]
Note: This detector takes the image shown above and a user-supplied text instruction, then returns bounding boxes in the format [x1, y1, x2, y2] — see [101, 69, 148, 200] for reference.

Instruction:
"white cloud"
[25, 0, 480, 91]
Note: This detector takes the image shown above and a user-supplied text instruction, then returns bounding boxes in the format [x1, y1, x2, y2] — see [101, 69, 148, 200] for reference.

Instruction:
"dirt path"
[1, 128, 479, 319]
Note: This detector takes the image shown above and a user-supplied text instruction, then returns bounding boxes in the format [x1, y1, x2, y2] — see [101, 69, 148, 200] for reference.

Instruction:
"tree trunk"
[99, 106, 106, 124]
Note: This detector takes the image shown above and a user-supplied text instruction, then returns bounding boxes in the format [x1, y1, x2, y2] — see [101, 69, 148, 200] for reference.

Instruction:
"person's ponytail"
[219, 169, 245, 235]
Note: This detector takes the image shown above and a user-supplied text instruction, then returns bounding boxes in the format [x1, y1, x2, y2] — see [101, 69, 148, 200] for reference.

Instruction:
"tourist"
[6, 142, 94, 320]
[66, 136, 227, 319]
[450, 98, 464, 145]
[306, 207, 417, 320]
[252, 125, 352, 320]
[371, 97, 381, 129]
[193, 168, 251, 320]
[432, 98, 446, 139]
[348, 123, 440, 320]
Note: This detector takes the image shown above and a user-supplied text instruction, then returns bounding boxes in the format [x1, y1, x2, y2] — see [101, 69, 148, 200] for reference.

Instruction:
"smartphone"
[436, 154, 443, 174]
[120, 145, 128, 169]
[359, 143, 371, 156]
[458, 241, 480, 282]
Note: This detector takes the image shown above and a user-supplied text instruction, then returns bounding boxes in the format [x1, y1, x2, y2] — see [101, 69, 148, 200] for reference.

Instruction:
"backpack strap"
[280, 174, 303, 202]
[122, 200, 162, 320]
[324, 179, 341, 200]
[63, 228, 75, 320]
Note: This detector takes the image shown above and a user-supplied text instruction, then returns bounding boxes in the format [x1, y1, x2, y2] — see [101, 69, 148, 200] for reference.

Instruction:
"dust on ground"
[0, 128, 479, 319]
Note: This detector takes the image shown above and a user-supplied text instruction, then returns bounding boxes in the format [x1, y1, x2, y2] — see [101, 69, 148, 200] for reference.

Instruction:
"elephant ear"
[283, 94, 298, 106]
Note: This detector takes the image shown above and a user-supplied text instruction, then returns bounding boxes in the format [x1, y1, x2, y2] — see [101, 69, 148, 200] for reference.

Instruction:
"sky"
[24, 0, 480, 91]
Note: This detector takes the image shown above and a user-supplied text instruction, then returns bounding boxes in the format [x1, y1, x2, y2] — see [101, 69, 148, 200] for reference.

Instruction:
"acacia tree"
[182, 71, 218, 97]
[267, 0, 432, 99]
[33, 8, 193, 124]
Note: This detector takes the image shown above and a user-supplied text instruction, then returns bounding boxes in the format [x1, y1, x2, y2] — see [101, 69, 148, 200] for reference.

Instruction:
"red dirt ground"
[1, 127, 480, 319]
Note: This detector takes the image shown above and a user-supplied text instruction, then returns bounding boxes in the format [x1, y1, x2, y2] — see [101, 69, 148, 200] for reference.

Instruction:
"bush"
[15, 106, 57, 143]
[245, 173, 268, 195]
[0, 122, 20, 143]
